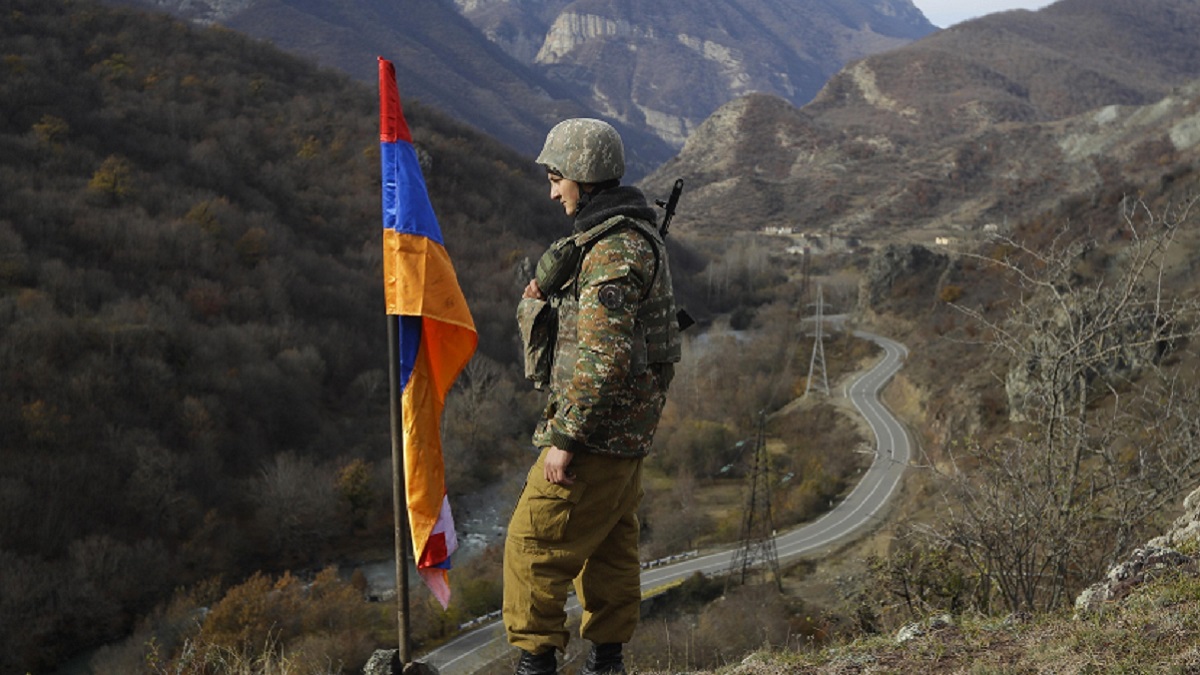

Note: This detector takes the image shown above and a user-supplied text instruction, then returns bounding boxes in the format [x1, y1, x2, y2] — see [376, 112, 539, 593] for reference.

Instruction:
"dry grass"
[647, 567, 1200, 675]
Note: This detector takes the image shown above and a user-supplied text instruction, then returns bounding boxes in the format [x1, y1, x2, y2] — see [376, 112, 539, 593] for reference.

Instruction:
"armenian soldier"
[505, 118, 682, 675]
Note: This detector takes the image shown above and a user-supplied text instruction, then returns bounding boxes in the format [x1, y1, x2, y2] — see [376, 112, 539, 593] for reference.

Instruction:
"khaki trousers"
[503, 447, 643, 654]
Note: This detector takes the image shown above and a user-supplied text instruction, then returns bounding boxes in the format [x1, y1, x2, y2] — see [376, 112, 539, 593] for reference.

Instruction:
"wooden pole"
[386, 315, 412, 668]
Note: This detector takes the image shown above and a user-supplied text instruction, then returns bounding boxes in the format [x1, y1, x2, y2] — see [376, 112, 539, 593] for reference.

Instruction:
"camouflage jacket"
[531, 186, 680, 458]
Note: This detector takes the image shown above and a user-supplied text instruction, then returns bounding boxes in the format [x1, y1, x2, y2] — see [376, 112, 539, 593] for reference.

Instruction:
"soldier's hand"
[523, 278, 545, 300]
[544, 446, 575, 486]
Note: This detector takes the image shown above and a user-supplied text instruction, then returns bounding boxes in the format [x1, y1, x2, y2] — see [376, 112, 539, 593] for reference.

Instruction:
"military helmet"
[536, 118, 625, 184]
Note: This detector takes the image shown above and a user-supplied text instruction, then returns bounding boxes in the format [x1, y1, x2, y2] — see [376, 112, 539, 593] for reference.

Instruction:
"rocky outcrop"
[1149, 487, 1200, 550]
[1003, 281, 1164, 422]
[1074, 486, 1200, 618]
[454, 0, 935, 150]
[536, 12, 647, 63]
[859, 244, 950, 312]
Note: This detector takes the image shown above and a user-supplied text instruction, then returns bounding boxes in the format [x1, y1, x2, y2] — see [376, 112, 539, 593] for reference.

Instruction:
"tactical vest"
[573, 215, 680, 369]
[519, 215, 681, 389]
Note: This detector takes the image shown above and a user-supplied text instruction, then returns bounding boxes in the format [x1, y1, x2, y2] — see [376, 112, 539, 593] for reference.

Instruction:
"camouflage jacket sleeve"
[545, 229, 653, 451]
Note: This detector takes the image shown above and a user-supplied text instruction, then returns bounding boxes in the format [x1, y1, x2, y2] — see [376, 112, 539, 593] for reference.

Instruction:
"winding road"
[421, 328, 910, 674]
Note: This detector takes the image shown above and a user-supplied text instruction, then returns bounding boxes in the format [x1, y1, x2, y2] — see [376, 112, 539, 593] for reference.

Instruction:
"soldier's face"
[548, 173, 582, 217]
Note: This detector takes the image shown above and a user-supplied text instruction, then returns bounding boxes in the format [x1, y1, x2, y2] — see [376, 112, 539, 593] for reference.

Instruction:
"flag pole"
[387, 314, 412, 668]
[379, 55, 476, 673]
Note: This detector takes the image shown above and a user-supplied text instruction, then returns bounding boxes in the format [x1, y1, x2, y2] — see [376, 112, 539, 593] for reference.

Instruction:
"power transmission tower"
[797, 246, 812, 307]
[805, 284, 830, 397]
[727, 412, 782, 591]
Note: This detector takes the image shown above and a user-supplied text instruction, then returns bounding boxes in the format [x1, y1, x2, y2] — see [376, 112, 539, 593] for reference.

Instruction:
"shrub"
[190, 567, 382, 672]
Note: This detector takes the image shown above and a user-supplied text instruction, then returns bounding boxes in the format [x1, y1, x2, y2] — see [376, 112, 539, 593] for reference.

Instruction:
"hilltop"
[675, 487, 1200, 674]
[645, 0, 1200, 239]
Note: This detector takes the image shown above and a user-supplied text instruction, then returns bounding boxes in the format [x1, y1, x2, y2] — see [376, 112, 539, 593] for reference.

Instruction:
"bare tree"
[255, 452, 340, 562]
[440, 354, 528, 490]
[927, 198, 1200, 612]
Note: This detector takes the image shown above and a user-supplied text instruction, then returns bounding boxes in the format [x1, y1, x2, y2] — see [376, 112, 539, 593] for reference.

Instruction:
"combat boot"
[515, 649, 557, 675]
[578, 643, 624, 675]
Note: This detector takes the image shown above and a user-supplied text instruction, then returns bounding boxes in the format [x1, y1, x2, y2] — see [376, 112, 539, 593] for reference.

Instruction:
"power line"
[726, 411, 782, 591]
[805, 284, 830, 397]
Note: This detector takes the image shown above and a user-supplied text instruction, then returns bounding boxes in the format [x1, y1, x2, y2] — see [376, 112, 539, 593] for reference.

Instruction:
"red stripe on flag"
[378, 57, 412, 144]
[420, 532, 448, 568]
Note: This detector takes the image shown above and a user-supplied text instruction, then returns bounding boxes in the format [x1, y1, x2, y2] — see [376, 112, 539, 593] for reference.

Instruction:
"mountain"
[644, 0, 1200, 238]
[451, 0, 936, 148]
[105, 0, 936, 178]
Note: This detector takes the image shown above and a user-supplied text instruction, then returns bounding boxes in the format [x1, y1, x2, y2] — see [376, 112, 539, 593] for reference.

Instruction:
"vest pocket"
[518, 297, 555, 390]
[630, 320, 648, 376]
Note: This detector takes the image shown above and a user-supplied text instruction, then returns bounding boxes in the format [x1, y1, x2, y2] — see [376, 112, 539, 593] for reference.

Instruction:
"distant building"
[935, 236, 958, 247]
[763, 226, 794, 235]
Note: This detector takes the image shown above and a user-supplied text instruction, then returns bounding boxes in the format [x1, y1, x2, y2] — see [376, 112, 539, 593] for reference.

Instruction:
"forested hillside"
[104, 0, 673, 178]
[0, 1, 565, 669]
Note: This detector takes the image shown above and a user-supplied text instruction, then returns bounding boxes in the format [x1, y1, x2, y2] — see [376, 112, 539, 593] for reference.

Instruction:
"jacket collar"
[573, 185, 658, 233]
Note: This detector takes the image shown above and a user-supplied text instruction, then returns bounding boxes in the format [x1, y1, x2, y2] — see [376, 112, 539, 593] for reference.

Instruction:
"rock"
[1075, 487, 1200, 618]
[860, 244, 950, 313]
[1003, 282, 1160, 422]
[894, 622, 924, 644]
[1148, 486, 1200, 549]
[1003, 611, 1032, 626]
[363, 650, 398, 675]
[928, 614, 953, 630]
[363, 650, 441, 675]
[1074, 546, 1198, 618]
[894, 613, 954, 644]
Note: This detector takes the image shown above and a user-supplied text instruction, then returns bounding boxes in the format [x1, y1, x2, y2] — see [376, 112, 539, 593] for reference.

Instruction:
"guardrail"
[639, 550, 699, 569]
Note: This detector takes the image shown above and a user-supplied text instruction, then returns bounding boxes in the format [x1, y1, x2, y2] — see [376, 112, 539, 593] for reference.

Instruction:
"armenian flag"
[379, 57, 477, 609]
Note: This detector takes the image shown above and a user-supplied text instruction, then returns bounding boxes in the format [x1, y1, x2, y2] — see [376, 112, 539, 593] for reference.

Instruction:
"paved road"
[422, 329, 910, 674]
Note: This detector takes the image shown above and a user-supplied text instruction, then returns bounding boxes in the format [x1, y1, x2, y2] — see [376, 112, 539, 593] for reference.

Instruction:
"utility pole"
[727, 412, 782, 591]
[805, 284, 830, 397]
[797, 246, 812, 308]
